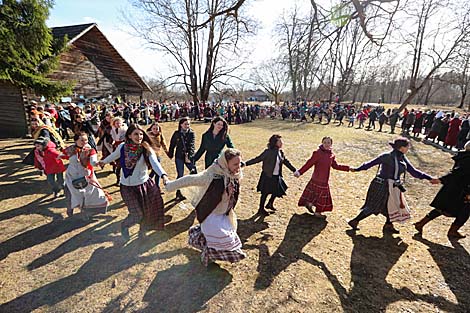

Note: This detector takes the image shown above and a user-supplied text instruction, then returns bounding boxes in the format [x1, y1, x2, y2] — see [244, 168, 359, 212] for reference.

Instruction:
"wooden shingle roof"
[51, 23, 151, 94]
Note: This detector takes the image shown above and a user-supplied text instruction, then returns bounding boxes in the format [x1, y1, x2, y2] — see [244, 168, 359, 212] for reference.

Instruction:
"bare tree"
[252, 58, 289, 105]
[444, 49, 470, 109]
[125, 0, 254, 105]
[396, 0, 470, 111]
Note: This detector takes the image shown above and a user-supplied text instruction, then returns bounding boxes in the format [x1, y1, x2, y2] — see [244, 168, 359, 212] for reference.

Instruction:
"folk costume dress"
[355, 150, 432, 223]
[102, 141, 167, 230]
[97, 119, 113, 160]
[297, 145, 349, 212]
[165, 154, 246, 266]
[62, 144, 109, 217]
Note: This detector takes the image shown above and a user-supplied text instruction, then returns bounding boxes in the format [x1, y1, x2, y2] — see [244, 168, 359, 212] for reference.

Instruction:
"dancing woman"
[348, 137, 437, 233]
[61, 132, 109, 217]
[414, 141, 470, 239]
[295, 136, 350, 218]
[193, 116, 234, 169]
[165, 148, 246, 266]
[100, 124, 168, 241]
[244, 134, 297, 215]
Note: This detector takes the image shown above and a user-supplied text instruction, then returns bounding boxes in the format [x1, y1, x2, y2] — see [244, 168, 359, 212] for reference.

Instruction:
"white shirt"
[102, 143, 167, 186]
[272, 152, 281, 175]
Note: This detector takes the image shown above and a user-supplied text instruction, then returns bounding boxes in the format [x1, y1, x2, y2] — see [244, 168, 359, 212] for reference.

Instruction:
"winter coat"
[34, 141, 66, 174]
[445, 118, 462, 147]
[194, 131, 234, 169]
[430, 151, 470, 215]
[245, 148, 296, 178]
[298, 145, 349, 185]
[168, 129, 195, 161]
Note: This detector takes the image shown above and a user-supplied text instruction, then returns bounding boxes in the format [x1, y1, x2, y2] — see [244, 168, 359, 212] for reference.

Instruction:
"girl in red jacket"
[294, 137, 350, 217]
[34, 136, 66, 198]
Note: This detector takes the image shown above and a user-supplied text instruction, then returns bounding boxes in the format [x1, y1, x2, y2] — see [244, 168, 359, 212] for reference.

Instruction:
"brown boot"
[447, 225, 466, 239]
[414, 216, 431, 234]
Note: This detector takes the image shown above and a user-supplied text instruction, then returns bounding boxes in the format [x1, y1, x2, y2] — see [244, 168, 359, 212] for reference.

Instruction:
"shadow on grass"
[0, 210, 196, 312]
[320, 232, 459, 312]
[253, 213, 327, 290]
[140, 250, 232, 313]
[412, 235, 470, 312]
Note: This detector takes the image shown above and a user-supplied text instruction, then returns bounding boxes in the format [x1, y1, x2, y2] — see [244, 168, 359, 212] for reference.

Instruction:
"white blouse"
[102, 143, 167, 186]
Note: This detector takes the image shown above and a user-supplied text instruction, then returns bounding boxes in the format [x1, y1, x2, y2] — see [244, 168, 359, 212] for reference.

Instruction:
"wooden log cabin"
[0, 23, 151, 138]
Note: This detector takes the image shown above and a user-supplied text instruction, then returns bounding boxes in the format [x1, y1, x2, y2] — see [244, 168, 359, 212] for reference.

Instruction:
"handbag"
[72, 176, 88, 189]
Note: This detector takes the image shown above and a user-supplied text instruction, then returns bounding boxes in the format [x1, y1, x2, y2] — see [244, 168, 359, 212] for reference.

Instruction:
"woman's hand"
[142, 141, 151, 150]
[350, 168, 356, 173]
[294, 170, 300, 178]
[162, 174, 169, 186]
[430, 178, 441, 184]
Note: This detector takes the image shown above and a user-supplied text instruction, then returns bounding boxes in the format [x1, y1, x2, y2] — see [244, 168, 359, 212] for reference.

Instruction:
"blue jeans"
[149, 156, 162, 186]
[47, 172, 64, 193]
[175, 158, 194, 178]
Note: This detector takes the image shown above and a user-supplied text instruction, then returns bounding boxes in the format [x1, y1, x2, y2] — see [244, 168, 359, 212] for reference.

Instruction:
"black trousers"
[426, 206, 470, 227]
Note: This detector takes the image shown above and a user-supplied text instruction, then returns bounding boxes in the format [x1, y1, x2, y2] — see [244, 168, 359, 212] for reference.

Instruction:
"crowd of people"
[23, 99, 470, 267]
[275, 102, 470, 151]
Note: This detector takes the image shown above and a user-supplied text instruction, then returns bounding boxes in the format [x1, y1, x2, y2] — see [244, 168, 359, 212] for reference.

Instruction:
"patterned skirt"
[120, 178, 164, 229]
[360, 177, 389, 215]
[188, 225, 246, 266]
[298, 180, 333, 212]
[256, 172, 288, 197]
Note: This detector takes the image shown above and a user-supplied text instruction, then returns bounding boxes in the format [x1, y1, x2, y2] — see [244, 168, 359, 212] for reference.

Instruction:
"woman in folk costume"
[60, 132, 109, 218]
[100, 124, 168, 241]
[445, 114, 462, 149]
[193, 116, 234, 169]
[147, 122, 169, 187]
[165, 148, 246, 266]
[244, 134, 297, 215]
[110, 117, 128, 185]
[415, 141, 470, 239]
[294, 137, 350, 218]
[97, 112, 114, 160]
[348, 138, 438, 234]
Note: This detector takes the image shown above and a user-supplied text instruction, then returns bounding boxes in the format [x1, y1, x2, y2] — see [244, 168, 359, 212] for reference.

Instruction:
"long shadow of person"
[413, 235, 470, 312]
[141, 249, 232, 313]
[0, 211, 197, 312]
[321, 232, 458, 312]
[254, 213, 327, 290]
[0, 211, 93, 261]
[237, 212, 269, 243]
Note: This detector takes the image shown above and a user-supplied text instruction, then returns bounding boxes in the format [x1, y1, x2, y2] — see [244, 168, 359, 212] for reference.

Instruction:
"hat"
[389, 137, 410, 150]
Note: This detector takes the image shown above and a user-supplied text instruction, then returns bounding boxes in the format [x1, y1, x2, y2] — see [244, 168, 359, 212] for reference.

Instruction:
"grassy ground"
[0, 119, 469, 313]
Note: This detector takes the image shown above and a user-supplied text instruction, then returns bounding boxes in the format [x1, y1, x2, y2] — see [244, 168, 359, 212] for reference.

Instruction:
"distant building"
[245, 89, 270, 102]
[0, 23, 151, 137]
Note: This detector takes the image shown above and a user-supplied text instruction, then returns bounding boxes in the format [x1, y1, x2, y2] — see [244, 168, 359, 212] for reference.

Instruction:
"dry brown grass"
[0, 119, 469, 313]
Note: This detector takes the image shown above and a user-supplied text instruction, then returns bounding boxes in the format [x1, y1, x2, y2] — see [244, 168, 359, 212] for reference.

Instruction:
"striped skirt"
[360, 177, 389, 215]
[298, 180, 333, 212]
[188, 225, 246, 266]
[120, 178, 164, 229]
